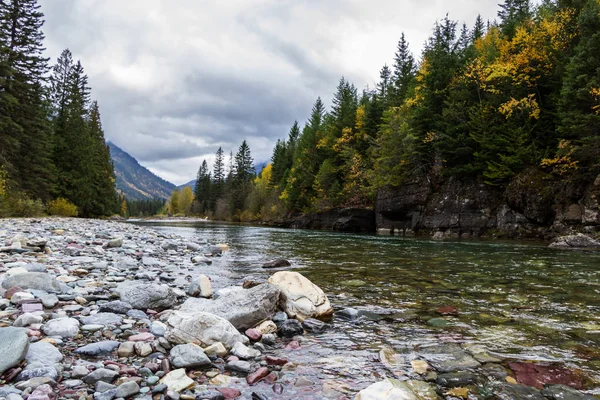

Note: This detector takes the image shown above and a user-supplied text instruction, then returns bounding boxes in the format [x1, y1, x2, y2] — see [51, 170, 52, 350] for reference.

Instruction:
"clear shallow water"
[139, 221, 600, 395]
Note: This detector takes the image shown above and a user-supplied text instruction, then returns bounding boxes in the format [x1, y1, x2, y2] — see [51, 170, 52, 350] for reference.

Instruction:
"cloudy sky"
[40, 0, 502, 185]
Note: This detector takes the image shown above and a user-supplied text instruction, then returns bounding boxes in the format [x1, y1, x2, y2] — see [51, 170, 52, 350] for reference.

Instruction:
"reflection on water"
[137, 221, 600, 393]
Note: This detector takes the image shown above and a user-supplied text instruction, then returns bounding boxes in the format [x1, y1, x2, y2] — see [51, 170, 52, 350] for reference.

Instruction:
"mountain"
[177, 180, 196, 190]
[108, 142, 176, 200]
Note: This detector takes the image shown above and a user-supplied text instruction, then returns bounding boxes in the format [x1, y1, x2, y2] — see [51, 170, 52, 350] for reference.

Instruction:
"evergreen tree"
[270, 139, 287, 187]
[377, 64, 392, 105]
[86, 101, 118, 215]
[231, 140, 254, 213]
[0, 0, 54, 199]
[498, 0, 532, 39]
[194, 159, 211, 213]
[210, 147, 225, 211]
[473, 14, 486, 41]
[558, 0, 600, 177]
[391, 33, 416, 106]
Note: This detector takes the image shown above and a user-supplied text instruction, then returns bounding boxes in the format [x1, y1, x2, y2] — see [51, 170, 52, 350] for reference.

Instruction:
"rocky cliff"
[376, 168, 600, 239]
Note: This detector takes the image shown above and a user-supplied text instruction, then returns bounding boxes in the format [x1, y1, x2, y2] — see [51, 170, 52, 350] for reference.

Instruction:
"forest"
[171, 0, 600, 222]
[0, 0, 117, 217]
[2, 0, 600, 222]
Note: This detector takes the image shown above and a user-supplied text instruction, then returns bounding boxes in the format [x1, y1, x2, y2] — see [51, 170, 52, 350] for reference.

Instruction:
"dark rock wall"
[375, 169, 600, 239]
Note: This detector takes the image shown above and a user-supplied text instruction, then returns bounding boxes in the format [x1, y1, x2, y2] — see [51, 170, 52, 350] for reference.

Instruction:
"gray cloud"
[39, 0, 501, 185]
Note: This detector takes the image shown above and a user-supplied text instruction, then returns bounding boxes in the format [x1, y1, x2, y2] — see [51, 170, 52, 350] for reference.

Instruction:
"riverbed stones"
[356, 379, 438, 400]
[164, 311, 247, 348]
[181, 284, 280, 330]
[279, 319, 303, 337]
[418, 343, 481, 372]
[267, 271, 333, 321]
[262, 259, 291, 269]
[117, 281, 177, 311]
[98, 300, 132, 314]
[541, 384, 598, 400]
[169, 343, 211, 368]
[0, 327, 29, 375]
[204, 342, 228, 357]
[230, 341, 261, 359]
[80, 312, 122, 326]
[2, 272, 62, 293]
[42, 317, 80, 338]
[115, 381, 140, 398]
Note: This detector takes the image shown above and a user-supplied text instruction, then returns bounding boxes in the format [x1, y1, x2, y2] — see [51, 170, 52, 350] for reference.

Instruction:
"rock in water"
[117, 281, 177, 311]
[186, 274, 212, 298]
[0, 327, 29, 375]
[1, 272, 62, 293]
[356, 379, 438, 400]
[180, 283, 280, 330]
[549, 234, 600, 250]
[267, 271, 333, 321]
[262, 259, 291, 269]
[169, 344, 211, 368]
[164, 311, 247, 348]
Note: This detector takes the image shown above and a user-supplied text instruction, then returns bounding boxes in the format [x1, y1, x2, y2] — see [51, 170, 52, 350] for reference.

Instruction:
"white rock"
[164, 311, 247, 348]
[159, 369, 194, 392]
[267, 271, 333, 321]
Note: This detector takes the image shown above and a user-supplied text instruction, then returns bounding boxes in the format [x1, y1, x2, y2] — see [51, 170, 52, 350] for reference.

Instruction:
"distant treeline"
[181, 0, 600, 222]
[0, 0, 117, 217]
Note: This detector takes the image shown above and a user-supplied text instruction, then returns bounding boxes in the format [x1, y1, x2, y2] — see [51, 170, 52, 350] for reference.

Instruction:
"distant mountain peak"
[108, 142, 176, 200]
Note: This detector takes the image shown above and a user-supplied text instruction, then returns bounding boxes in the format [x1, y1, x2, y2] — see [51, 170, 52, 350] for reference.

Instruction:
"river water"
[140, 221, 600, 398]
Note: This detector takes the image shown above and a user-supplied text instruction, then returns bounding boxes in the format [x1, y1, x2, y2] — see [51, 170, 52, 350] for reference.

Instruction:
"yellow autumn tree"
[178, 186, 194, 216]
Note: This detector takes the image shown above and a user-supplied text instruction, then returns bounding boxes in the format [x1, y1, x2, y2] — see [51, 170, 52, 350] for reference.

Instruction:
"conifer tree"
[391, 33, 416, 106]
[498, 0, 532, 39]
[0, 0, 54, 199]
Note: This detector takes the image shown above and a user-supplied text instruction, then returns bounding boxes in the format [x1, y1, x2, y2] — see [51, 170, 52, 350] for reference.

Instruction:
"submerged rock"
[356, 379, 438, 400]
[262, 259, 291, 269]
[418, 343, 480, 373]
[508, 362, 585, 390]
[549, 233, 600, 250]
[267, 271, 333, 321]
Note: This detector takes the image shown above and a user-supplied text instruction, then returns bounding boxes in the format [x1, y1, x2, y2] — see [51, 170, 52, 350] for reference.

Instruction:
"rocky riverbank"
[0, 218, 598, 400]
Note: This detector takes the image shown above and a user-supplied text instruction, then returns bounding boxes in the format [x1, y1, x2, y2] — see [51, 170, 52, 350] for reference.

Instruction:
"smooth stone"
[115, 381, 140, 398]
[356, 379, 438, 400]
[1, 273, 62, 293]
[151, 321, 167, 337]
[80, 313, 123, 326]
[0, 327, 30, 375]
[42, 317, 80, 338]
[159, 369, 195, 392]
[164, 311, 247, 348]
[186, 275, 212, 298]
[541, 385, 598, 400]
[14, 313, 43, 327]
[419, 344, 481, 373]
[117, 342, 135, 357]
[204, 342, 228, 357]
[81, 324, 105, 332]
[246, 367, 269, 385]
[261, 259, 291, 269]
[194, 391, 224, 400]
[225, 360, 252, 374]
[180, 284, 280, 330]
[24, 341, 63, 367]
[117, 281, 177, 311]
[83, 368, 119, 385]
[99, 300, 132, 315]
[94, 388, 117, 400]
[169, 343, 211, 368]
[279, 319, 303, 337]
[436, 372, 478, 387]
[75, 341, 120, 357]
[230, 341, 261, 359]
[96, 381, 117, 393]
[267, 271, 333, 321]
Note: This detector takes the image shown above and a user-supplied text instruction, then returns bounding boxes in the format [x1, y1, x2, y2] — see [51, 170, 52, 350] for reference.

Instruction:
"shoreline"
[0, 218, 598, 400]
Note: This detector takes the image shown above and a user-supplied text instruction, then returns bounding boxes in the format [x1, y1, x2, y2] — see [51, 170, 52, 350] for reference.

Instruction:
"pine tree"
[391, 33, 416, 106]
[234, 140, 254, 183]
[86, 101, 117, 215]
[473, 14, 486, 41]
[377, 64, 392, 104]
[0, 0, 54, 199]
[194, 159, 211, 213]
[498, 0, 532, 39]
[210, 147, 225, 211]
[558, 0, 600, 177]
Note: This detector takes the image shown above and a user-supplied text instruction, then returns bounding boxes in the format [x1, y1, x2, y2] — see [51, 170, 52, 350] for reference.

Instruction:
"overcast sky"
[40, 0, 502, 185]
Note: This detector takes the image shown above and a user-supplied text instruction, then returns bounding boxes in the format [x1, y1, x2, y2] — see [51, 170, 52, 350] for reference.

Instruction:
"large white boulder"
[267, 271, 333, 321]
[164, 311, 247, 349]
[356, 379, 438, 400]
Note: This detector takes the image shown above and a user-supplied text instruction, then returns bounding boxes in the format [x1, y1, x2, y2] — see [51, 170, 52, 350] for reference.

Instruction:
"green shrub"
[0, 191, 45, 217]
[47, 198, 78, 217]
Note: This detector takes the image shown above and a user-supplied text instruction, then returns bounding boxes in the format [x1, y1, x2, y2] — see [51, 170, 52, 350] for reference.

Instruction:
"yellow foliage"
[254, 163, 272, 190]
[498, 94, 540, 120]
[47, 198, 78, 217]
[423, 131, 438, 144]
[541, 140, 579, 175]
[178, 186, 194, 215]
[355, 105, 366, 131]
[592, 88, 600, 114]
[0, 166, 7, 197]
[333, 127, 354, 152]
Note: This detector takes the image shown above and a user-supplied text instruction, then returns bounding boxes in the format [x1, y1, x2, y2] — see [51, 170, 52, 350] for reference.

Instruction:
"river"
[137, 220, 600, 398]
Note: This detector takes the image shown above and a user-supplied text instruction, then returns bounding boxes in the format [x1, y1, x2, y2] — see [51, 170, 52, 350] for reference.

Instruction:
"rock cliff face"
[376, 168, 600, 239]
[289, 208, 375, 233]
